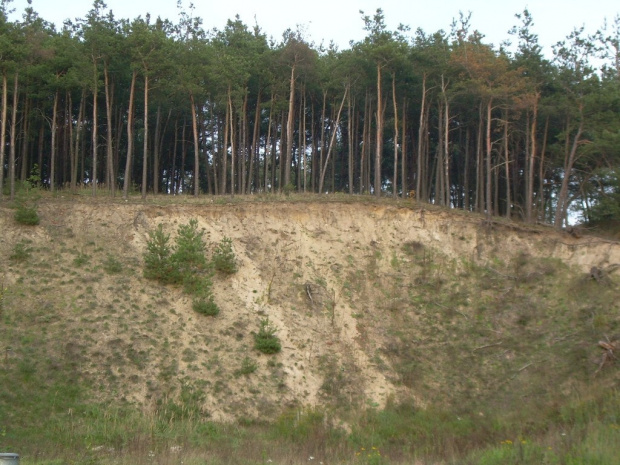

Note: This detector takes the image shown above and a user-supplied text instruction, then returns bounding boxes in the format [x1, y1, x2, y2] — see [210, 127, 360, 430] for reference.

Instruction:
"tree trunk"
[503, 110, 511, 218]
[72, 89, 86, 192]
[485, 98, 493, 217]
[319, 91, 327, 193]
[180, 118, 187, 194]
[92, 63, 98, 197]
[19, 98, 29, 182]
[249, 88, 261, 194]
[319, 86, 348, 194]
[228, 88, 236, 196]
[554, 115, 584, 228]
[50, 90, 59, 193]
[9, 72, 18, 201]
[190, 92, 200, 196]
[301, 88, 307, 193]
[123, 69, 137, 199]
[141, 74, 149, 199]
[0, 72, 7, 197]
[347, 89, 354, 194]
[525, 94, 539, 223]
[392, 73, 399, 197]
[416, 73, 427, 203]
[374, 62, 383, 197]
[104, 62, 115, 196]
[400, 98, 407, 198]
[220, 93, 229, 195]
[475, 103, 484, 213]
[442, 76, 450, 207]
[264, 98, 274, 192]
[152, 105, 162, 194]
[537, 116, 549, 221]
[464, 127, 471, 211]
[241, 90, 249, 194]
[284, 64, 296, 187]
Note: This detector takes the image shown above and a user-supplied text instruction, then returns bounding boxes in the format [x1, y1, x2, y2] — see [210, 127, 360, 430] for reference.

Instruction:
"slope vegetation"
[1, 196, 619, 464]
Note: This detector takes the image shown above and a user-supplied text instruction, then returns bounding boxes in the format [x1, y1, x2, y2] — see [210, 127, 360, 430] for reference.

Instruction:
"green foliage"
[12, 165, 42, 225]
[72, 252, 89, 267]
[10, 241, 32, 262]
[254, 318, 282, 354]
[588, 169, 620, 224]
[173, 219, 208, 275]
[283, 182, 296, 196]
[144, 220, 214, 307]
[235, 356, 258, 376]
[144, 224, 175, 282]
[213, 236, 238, 274]
[14, 205, 40, 225]
[192, 298, 219, 316]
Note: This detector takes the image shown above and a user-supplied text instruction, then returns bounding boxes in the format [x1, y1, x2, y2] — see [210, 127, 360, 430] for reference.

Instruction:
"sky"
[7, 0, 620, 56]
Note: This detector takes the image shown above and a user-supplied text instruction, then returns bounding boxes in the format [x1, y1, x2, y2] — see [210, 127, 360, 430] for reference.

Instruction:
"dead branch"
[473, 341, 503, 352]
[595, 338, 618, 374]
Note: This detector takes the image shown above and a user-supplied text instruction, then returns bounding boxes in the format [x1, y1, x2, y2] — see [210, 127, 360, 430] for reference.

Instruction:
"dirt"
[1, 196, 619, 421]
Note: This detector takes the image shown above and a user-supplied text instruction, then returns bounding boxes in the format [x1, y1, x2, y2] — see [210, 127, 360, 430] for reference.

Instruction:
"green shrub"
[12, 167, 42, 225]
[235, 356, 257, 376]
[192, 298, 219, 316]
[14, 206, 40, 225]
[213, 237, 238, 274]
[173, 219, 208, 272]
[144, 224, 175, 282]
[254, 318, 281, 354]
[145, 220, 215, 312]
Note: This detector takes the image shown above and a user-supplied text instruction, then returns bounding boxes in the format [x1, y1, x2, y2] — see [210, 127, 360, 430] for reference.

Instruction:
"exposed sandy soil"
[1, 196, 619, 421]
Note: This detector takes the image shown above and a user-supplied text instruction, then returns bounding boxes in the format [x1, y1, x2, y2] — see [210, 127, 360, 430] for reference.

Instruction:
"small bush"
[254, 318, 281, 354]
[192, 298, 219, 316]
[103, 255, 123, 274]
[213, 237, 237, 274]
[14, 206, 40, 225]
[144, 224, 175, 282]
[235, 356, 257, 376]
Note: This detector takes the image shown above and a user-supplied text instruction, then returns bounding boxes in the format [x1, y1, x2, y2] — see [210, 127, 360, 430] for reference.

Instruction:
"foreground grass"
[1, 388, 620, 464]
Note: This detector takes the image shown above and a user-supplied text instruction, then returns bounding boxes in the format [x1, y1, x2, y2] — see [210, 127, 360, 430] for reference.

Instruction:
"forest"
[1, 0, 619, 228]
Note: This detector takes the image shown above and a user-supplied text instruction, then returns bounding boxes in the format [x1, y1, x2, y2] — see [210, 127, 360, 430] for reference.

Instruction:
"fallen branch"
[473, 341, 503, 352]
[595, 338, 618, 374]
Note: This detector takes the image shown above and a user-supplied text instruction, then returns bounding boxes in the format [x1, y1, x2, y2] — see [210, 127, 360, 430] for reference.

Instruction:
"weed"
[103, 254, 123, 274]
[10, 241, 32, 262]
[72, 252, 89, 267]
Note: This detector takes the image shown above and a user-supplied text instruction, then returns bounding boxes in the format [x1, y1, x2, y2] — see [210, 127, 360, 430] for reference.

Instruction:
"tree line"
[1, 0, 619, 228]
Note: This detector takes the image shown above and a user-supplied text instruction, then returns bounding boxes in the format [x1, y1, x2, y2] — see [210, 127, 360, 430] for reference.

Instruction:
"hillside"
[1, 195, 619, 464]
